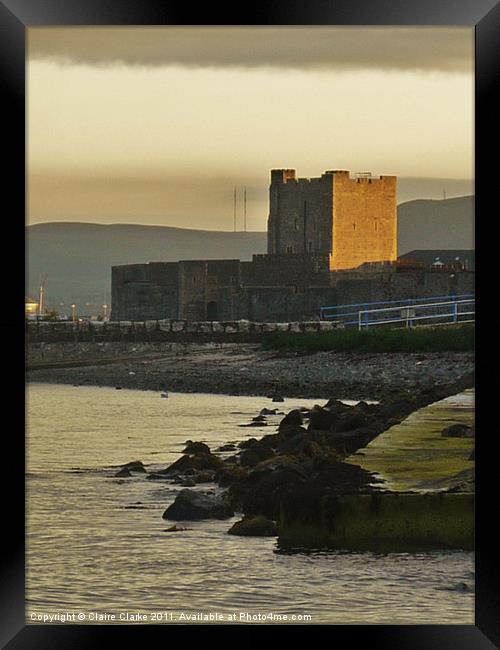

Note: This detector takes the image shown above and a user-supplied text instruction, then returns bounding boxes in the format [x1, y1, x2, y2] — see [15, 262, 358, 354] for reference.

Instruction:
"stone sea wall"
[277, 492, 474, 551]
[26, 318, 344, 343]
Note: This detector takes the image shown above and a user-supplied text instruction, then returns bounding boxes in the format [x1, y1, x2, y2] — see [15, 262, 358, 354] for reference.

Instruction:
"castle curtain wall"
[111, 263, 179, 321]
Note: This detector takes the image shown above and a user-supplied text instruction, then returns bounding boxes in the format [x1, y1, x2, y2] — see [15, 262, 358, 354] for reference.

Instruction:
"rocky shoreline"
[26, 342, 475, 401]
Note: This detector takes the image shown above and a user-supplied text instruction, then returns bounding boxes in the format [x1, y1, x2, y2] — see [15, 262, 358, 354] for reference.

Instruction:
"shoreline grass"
[262, 324, 475, 353]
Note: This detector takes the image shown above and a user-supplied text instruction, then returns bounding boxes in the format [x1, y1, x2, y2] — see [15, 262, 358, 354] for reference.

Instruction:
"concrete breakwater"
[26, 318, 342, 344]
[277, 492, 474, 551]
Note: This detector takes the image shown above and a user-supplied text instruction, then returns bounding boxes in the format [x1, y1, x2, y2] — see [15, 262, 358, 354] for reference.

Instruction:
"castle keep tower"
[267, 169, 397, 270]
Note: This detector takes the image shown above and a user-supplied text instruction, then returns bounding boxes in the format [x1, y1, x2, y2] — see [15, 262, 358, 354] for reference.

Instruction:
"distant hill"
[27, 195, 474, 314]
[397, 195, 474, 255]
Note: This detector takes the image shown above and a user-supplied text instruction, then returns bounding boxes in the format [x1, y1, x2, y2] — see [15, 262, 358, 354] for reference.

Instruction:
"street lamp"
[102, 304, 108, 320]
[71, 304, 76, 322]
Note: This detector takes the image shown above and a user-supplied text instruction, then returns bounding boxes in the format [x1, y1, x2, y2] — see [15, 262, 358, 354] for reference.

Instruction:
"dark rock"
[272, 395, 285, 402]
[354, 401, 381, 415]
[227, 516, 277, 537]
[279, 437, 327, 460]
[252, 415, 267, 422]
[380, 397, 417, 419]
[441, 424, 474, 439]
[251, 454, 299, 473]
[186, 453, 225, 471]
[321, 430, 372, 455]
[162, 452, 224, 475]
[278, 426, 308, 443]
[276, 431, 309, 455]
[194, 470, 216, 483]
[414, 385, 442, 406]
[180, 478, 196, 487]
[278, 409, 303, 430]
[240, 443, 275, 467]
[238, 438, 259, 449]
[384, 417, 402, 429]
[114, 467, 132, 478]
[238, 421, 268, 427]
[239, 449, 262, 468]
[182, 440, 211, 454]
[258, 432, 284, 447]
[260, 408, 279, 416]
[146, 472, 169, 480]
[335, 411, 369, 433]
[121, 460, 146, 472]
[163, 489, 234, 520]
[218, 444, 237, 452]
[323, 399, 351, 415]
[308, 405, 337, 431]
[164, 525, 189, 532]
[216, 466, 247, 487]
[229, 464, 307, 518]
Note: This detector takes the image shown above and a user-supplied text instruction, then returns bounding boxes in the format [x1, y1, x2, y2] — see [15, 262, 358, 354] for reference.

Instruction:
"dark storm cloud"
[29, 27, 472, 72]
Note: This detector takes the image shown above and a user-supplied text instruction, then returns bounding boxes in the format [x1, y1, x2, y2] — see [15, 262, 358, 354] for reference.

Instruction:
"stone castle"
[111, 169, 473, 322]
[267, 169, 397, 269]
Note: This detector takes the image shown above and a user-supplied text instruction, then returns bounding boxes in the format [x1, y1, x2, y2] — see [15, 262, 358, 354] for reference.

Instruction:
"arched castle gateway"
[111, 169, 472, 322]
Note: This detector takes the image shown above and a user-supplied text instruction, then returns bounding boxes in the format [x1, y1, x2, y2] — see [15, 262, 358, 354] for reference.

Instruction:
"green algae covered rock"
[227, 516, 277, 537]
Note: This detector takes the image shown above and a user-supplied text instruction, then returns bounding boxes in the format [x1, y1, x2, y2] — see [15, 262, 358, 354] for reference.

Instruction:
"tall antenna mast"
[233, 187, 237, 232]
[244, 186, 247, 232]
[38, 283, 44, 316]
[38, 275, 46, 316]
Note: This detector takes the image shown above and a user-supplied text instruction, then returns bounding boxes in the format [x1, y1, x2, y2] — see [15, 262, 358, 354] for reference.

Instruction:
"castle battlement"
[267, 168, 397, 270]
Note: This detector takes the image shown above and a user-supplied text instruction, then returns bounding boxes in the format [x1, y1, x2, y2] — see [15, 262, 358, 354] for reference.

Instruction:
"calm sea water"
[26, 383, 474, 625]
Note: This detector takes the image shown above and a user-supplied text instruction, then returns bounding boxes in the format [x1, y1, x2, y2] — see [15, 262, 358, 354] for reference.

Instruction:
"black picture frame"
[3, 0, 497, 646]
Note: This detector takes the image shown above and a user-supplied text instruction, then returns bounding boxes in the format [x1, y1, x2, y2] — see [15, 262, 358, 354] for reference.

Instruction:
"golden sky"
[28, 27, 474, 230]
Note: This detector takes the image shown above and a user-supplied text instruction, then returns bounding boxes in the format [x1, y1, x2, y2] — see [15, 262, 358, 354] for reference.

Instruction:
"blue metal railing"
[356, 298, 475, 330]
[320, 294, 475, 328]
